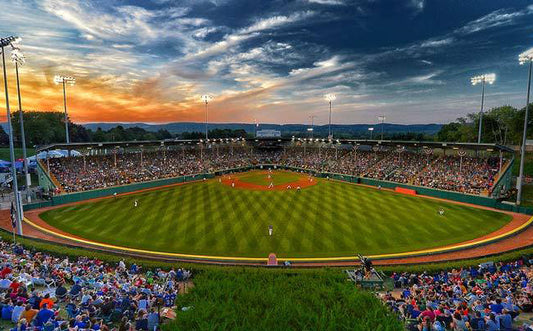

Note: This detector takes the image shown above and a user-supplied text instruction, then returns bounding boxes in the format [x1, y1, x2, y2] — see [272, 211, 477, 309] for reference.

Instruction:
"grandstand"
[36, 138, 513, 197]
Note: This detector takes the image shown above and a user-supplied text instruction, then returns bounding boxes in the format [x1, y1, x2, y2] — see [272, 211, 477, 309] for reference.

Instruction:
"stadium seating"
[0, 240, 190, 330]
[383, 260, 532, 330]
[46, 147, 501, 196]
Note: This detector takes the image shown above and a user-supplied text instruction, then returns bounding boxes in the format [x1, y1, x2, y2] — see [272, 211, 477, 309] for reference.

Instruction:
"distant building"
[256, 129, 281, 138]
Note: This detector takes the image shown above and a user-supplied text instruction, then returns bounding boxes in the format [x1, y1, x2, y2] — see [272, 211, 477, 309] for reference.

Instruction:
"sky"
[0, 0, 533, 125]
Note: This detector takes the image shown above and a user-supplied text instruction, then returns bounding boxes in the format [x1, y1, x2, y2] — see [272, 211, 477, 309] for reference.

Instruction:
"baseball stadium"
[2, 1, 533, 330]
[19, 139, 528, 265]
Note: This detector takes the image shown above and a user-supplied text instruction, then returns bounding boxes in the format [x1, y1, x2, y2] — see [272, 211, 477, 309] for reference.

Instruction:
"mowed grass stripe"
[39, 172, 513, 258]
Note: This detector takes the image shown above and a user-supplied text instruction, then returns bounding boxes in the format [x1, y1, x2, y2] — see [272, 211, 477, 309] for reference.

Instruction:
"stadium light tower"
[378, 115, 386, 140]
[201, 94, 212, 140]
[368, 127, 374, 140]
[325, 93, 336, 139]
[1, 35, 23, 235]
[54, 74, 75, 147]
[11, 44, 31, 203]
[471, 73, 496, 144]
[517, 48, 533, 205]
[309, 115, 316, 139]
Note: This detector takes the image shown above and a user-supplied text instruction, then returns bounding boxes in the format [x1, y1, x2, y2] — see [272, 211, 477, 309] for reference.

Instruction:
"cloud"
[386, 71, 444, 87]
[407, 0, 424, 14]
[186, 11, 314, 60]
[420, 38, 454, 48]
[456, 8, 530, 35]
[192, 27, 218, 39]
[307, 0, 345, 5]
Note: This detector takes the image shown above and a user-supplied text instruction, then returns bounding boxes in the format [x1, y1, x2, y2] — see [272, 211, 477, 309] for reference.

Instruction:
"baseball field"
[39, 170, 511, 259]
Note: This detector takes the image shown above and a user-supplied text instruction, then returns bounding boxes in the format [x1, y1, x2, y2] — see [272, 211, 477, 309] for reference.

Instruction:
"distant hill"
[82, 122, 443, 137]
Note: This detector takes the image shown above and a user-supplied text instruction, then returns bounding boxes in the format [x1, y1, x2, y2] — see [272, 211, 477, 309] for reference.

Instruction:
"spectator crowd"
[46, 145, 501, 195]
[381, 259, 533, 330]
[0, 240, 189, 330]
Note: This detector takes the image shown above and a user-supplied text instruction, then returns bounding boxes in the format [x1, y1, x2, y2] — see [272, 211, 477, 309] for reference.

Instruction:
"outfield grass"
[238, 171, 302, 186]
[40, 172, 511, 258]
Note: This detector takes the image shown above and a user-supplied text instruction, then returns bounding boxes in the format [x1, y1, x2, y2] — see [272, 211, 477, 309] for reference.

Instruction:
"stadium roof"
[37, 138, 514, 153]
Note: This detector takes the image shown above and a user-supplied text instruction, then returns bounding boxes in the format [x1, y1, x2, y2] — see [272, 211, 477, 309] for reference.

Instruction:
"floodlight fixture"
[54, 75, 76, 85]
[471, 73, 496, 85]
[324, 93, 336, 102]
[10, 48, 24, 66]
[0, 36, 21, 47]
[519, 48, 533, 65]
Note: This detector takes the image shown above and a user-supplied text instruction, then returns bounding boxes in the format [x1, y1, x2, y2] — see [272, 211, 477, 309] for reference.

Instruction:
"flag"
[10, 202, 16, 229]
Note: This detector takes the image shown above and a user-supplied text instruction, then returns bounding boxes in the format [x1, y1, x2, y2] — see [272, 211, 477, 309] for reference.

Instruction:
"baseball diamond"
[37, 170, 511, 259]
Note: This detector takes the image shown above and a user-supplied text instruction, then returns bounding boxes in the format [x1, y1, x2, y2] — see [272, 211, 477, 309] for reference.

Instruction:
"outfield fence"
[26, 164, 532, 215]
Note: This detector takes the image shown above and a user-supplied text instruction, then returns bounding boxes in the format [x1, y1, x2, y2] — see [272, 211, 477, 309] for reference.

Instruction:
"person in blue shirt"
[498, 309, 513, 330]
[73, 315, 87, 329]
[135, 310, 148, 331]
[164, 292, 176, 307]
[1, 301, 13, 320]
[69, 282, 82, 298]
[490, 298, 504, 314]
[485, 313, 500, 331]
[469, 311, 485, 331]
[11, 301, 24, 323]
[432, 320, 445, 331]
[147, 308, 159, 331]
[34, 303, 54, 327]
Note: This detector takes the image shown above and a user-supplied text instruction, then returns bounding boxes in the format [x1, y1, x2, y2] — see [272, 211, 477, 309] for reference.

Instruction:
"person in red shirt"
[0, 266, 12, 278]
[420, 306, 436, 322]
[9, 279, 20, 293]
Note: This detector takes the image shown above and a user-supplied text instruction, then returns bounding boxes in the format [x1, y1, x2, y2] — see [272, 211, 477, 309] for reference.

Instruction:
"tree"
[435, 104, 533, 144]
[0, 126, 9, 146]
[155, 129, 172, 140]
[11, 111, 67, 146]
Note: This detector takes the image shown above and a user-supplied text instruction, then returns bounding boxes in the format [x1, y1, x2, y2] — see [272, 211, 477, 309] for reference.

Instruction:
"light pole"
[325, 93, 336, 140]
[11, 46, 31, 203]
[1, 36, 23, 235]
[517, 48, 533, 205]
[309, 115, 316, 139]
[378, 115, 386, 140]
[471, 73, 496, 144]
[54, 75, 75, 148]
[368, 127, 374, 140]
[201, 95, 212, 140]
